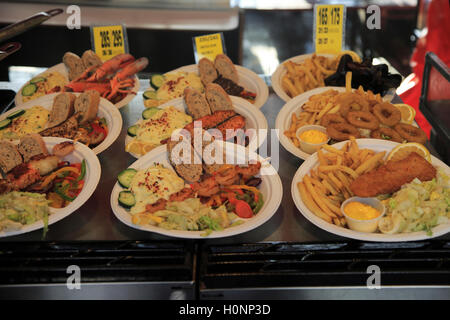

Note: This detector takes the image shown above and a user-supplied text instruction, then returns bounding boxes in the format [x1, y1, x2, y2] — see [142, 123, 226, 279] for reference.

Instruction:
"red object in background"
[398, 0, 450, 138]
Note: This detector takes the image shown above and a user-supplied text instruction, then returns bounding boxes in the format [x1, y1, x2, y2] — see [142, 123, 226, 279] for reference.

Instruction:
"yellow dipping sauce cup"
[341, 197, 385, 233]
[296, 125, 330, 154]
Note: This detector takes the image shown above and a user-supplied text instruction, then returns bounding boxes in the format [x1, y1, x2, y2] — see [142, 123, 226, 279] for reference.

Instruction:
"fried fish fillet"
[350, 152, 436, 197]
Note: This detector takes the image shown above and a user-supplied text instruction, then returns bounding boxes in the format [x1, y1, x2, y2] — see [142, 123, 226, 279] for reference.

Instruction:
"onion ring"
[326, 123, 361, 141]
[394, 123, 427, 144]
[320, 113, 347, 127]
[373, 102, 401, 126]
[346, 111, 380, 130]
[370, 127, 404, 143]
[338, 92, 371, 117]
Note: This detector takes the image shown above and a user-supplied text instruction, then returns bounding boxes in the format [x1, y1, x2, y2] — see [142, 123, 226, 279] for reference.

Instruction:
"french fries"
[297, 139, 386, 227]
[281, 54, 339, 98]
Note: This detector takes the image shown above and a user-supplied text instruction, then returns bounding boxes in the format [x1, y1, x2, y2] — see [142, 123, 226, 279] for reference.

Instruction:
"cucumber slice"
[117, 168, 137, 188]
[127, 125, 139, 137]
[142, 107, 161, 120]
[0, 119, 11, 130]
[30, 76, 46, 84]
[118, 191, 136, 208]
[7, 109, 25, 120]
[143, 90, 158, 100]
[21, 84, 37, 96]
[150, 74, 165, 89]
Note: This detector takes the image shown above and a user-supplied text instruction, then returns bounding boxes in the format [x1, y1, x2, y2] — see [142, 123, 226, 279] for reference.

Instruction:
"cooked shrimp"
[191, 177, 220, 197]
[236, 161, 261, 180]
[145, 198, 167, 213]
[169, 187, 194, 202]
[52, 141, 75, 157]
[214, 167, 239, 186]
[7, 164, 41, 190]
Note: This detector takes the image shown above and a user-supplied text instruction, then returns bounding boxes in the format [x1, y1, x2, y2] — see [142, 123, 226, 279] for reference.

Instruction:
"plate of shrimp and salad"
[111, 136, 282, 239]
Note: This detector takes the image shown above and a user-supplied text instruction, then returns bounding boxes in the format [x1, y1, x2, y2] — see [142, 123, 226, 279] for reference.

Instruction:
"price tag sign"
[90, 25, 129, 61]
[192, 32, 226, 63]
[314, 4, 346, 54]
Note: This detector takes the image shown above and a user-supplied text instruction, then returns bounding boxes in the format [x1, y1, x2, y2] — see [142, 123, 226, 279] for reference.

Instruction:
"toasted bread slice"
[74, 90, 100, 124]
[184, 87, 211, 120]
[18, 134, 48, 162]
[205, 83, 233, 112]
[63, 52, 85, 81]
[198, 57, 218, 86]
[81, 50, 102, 69]
[0, 141, 23, 173]
[214, 54, 238, 84]
[40, 114, 79, 139]
[167, 135, 203, 183]
[48, 92, 76, 128]
[200, 131, 228, 175]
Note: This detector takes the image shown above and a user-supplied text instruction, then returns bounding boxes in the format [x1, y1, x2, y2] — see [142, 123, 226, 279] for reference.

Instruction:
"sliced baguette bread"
[200, 131, 227, 175]
[47, 92, 76, 128]
[63, 52, 85, 81]
[74, 90, 100, 124]
[0, 141, 23, 173]
[17, 134, 48, 162]
[205, 83, 233, 112]
[81, 50, 102, 69]
[214, 54, 238, 84]
[198, 57, 218, 86]
[167, 135, 203, 183]
[184, 87, 211, 120]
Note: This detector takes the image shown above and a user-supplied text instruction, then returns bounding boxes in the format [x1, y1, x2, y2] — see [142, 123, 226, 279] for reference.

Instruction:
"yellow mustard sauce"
[344, 202, 381, 220]
[299, 129, 328, 144]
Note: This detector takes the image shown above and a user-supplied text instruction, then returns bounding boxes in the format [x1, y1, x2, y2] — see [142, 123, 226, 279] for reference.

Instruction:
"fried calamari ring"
[394, 123, 427, 144]
[326, 123, 361, 141]
[373, 102, 401, 126]
[370, 127, 404, 143]
[346, 111, 380, 130]
[320, 113, 347, 127]
[338, 92, 371, 117]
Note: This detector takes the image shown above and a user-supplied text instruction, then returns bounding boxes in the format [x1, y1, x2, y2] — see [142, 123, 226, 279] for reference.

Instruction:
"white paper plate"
[15, 62, 139, 109]
[271, 53, 396, 102]
[0, 137, 101, 238]
[291, 138, 450, 242]
[2, 92, 123, 155]
[125, 96, 268, 158]
[170, 64, 269, 109]
[111, 142, 282, 239]
[275, 86, 395, 160]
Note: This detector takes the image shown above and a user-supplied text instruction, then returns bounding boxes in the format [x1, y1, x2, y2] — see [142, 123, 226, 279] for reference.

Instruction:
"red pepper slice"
[234, 200, 253, 218]
[225, 194, 253, 218]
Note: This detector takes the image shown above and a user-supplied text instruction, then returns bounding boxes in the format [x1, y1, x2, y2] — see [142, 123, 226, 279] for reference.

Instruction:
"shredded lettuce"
[381, 168, 450, 236]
